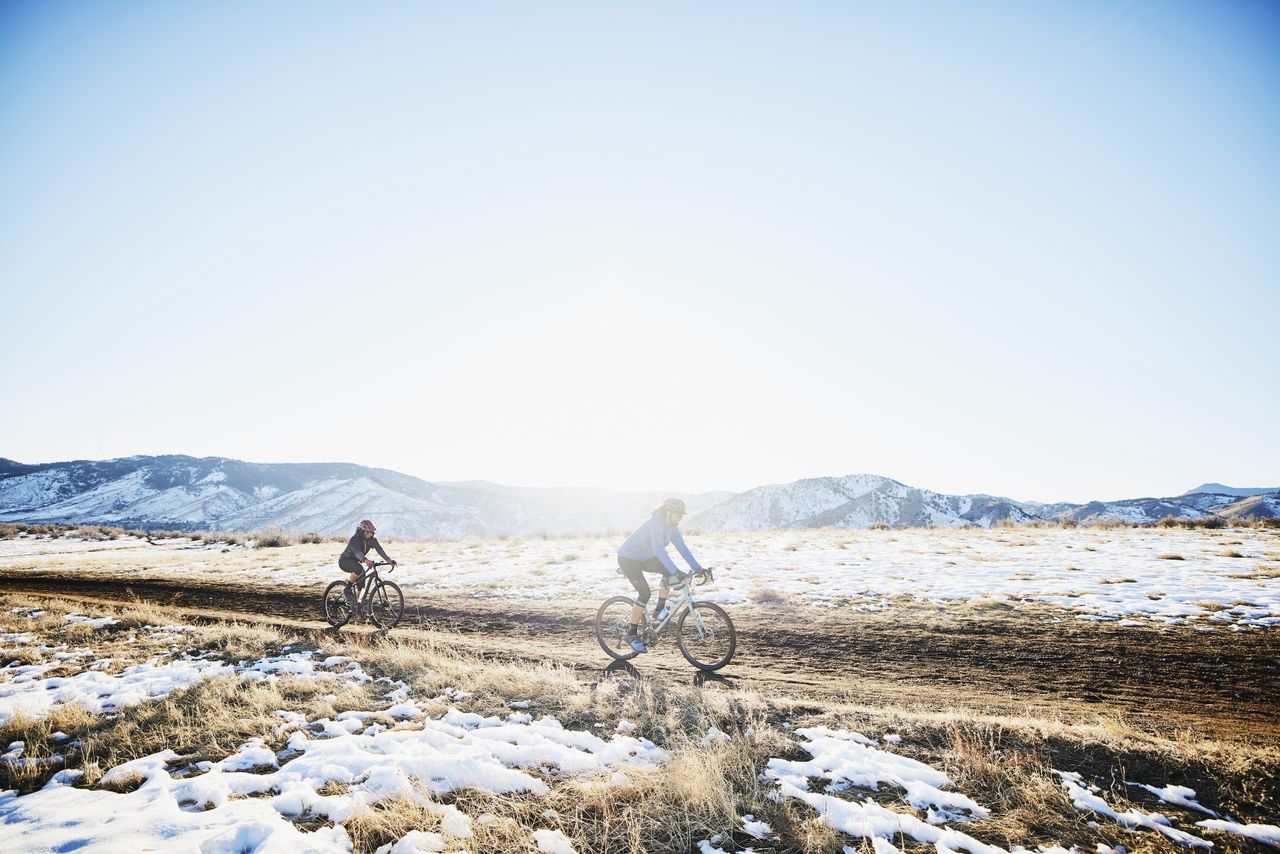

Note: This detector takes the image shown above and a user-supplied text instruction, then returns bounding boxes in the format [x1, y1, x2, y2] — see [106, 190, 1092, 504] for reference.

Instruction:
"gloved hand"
[364, 559, 375, 570]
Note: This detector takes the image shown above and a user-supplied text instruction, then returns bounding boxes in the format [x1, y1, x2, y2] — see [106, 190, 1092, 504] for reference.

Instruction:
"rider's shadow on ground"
[598, 659, 737, 690]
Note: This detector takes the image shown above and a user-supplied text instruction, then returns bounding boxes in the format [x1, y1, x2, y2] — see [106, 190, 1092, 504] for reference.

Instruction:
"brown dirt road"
[4, 570, 1278, 745]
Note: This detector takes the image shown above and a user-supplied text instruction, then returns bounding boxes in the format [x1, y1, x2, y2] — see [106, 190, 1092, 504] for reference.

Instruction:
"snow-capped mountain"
[687, 474, 1035, 530]
[1028, 488, 1280, 525]
[2, 456, 1275, 536]
[0, 456, 721, 539]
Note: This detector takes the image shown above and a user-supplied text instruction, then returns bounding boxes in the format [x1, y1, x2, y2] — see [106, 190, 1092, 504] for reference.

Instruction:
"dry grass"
[4, 587, 1278, 852]
[1157, 516, 1229, 530]
[748, 583, 790, 605]
[253, 525, 298, 548]
[1226, 564, 1280, 580]
[1157, 553, 1186, 560]
[77, 674, 375, 789]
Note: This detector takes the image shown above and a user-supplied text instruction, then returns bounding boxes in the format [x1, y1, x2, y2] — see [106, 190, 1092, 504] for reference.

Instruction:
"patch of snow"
[375, 829, 448, 853]
[533, 827, 576, 854]
[1126, 782, 1219, 817]
[742, 813, 773, 839]
[0, 689, 664, 853]
[1194, 819, 1280, 846]
[1055, 771, 1210, 848]
[63, 614, 119, 629]
[766, 726, 995, 852]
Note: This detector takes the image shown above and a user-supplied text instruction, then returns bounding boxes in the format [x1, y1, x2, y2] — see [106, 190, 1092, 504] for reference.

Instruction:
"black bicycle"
[323, 561, 405, 629]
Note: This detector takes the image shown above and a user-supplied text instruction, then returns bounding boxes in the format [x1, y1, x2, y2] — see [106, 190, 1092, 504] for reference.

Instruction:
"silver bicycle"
[595, 568, 737, 671]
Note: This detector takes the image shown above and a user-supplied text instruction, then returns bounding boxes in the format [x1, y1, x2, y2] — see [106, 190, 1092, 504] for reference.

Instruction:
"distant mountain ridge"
[1182, 483, 1280, 498]
[0, 455, 1275, 536]
[688, 474, 1036, 530]
[0, 456, 722, 539]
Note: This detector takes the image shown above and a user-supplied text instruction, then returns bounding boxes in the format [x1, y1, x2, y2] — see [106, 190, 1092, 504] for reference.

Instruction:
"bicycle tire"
[595, 596, 641, 661]
[323, 580, 354, 628]
[676, 602, 736, 671]
[368, 580, 405, 629]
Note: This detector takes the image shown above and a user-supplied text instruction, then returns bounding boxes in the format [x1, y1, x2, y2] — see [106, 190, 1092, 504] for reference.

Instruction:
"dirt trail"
[5, 571, 1278, 743]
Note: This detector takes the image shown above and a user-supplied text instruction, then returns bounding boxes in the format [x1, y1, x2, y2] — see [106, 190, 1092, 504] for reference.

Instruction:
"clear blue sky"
[2, 1, 1277, 503]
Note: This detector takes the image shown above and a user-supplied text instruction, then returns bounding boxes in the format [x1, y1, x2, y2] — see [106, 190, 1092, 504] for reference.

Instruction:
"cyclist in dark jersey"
[617, 498, 703, 653]
[339, 519, 396, 607]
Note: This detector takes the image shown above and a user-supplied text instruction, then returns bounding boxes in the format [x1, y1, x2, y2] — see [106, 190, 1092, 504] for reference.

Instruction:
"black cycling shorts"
[618, 556, 669, 605]
[338, 556, 365, 580]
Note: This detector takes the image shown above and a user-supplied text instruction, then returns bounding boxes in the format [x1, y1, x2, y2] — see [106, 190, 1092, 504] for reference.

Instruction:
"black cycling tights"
[618, 556, 668, 606]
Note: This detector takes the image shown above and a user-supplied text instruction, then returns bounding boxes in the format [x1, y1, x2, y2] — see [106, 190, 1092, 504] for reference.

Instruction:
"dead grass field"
[2, 536, 1278, 853]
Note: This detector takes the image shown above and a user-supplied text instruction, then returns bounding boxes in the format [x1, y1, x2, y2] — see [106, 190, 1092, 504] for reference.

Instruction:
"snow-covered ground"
[1, 607, 1275, 853]
[4, 527, 1277, 630]
[0, 613, 667, 853]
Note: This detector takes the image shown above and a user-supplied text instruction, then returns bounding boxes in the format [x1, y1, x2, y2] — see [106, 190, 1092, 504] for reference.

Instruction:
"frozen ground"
[1, 597, 1276, 853]
[0, 611, 666, 853]
[2, 527, 1277, 630]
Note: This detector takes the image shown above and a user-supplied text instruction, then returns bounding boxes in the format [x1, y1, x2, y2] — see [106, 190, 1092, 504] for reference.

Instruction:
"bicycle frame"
[355, 561, 392, 609]
[638, 572, 714, 642]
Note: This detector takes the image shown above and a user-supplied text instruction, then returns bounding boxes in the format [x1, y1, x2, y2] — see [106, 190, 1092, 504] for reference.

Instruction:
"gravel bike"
[323, 561, 404, 629]
[595, 568, 736, 671]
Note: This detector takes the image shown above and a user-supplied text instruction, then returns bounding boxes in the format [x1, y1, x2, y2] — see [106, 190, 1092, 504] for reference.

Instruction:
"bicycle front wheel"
[595, 596, 640, 661]
[676, 602, 736, 671]
[368, 580, 405, 629]
[323, 580, 353, 628]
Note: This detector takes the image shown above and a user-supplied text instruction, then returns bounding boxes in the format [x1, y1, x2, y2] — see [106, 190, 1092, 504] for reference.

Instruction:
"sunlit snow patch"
[0, 656, 235, 725]
[533, 827, 577, 853]
[63, 614, 120, 629]
[1055, 770, 1211, 848]
[765, 726, 997, 853]
[1194, 818, 1280, 846]
[0, 694, 667, 853]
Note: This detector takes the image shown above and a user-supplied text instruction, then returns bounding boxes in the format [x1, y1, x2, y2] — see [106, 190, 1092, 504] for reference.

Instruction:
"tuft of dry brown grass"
[253, 525, 297, 548]
[747, 584, 790, 605]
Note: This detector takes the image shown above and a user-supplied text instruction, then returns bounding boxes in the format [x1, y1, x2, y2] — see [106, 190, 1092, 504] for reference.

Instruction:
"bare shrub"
[1157, 553, 1186, 561]
[1157, 516, 1227, 530]
[1230, 516, 1280, 529]
[252, 526, 296, 548]
[748, 584, 788, 606]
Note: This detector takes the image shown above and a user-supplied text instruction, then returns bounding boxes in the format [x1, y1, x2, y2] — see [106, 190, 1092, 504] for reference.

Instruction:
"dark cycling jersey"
[340, 531, 392, 565]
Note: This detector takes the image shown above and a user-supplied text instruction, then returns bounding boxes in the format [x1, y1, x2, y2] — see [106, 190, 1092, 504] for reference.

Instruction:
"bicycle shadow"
[318, 625, 395, 646]
[600, 659, 641, 679]
[692, 670, 736, 689]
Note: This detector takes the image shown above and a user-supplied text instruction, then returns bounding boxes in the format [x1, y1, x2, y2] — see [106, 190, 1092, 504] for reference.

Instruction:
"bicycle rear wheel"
[676, 602, 736, 671]
[595, 596, 641, 661]
[368, 580, 404, 629]
[323, 580, 354, 628]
